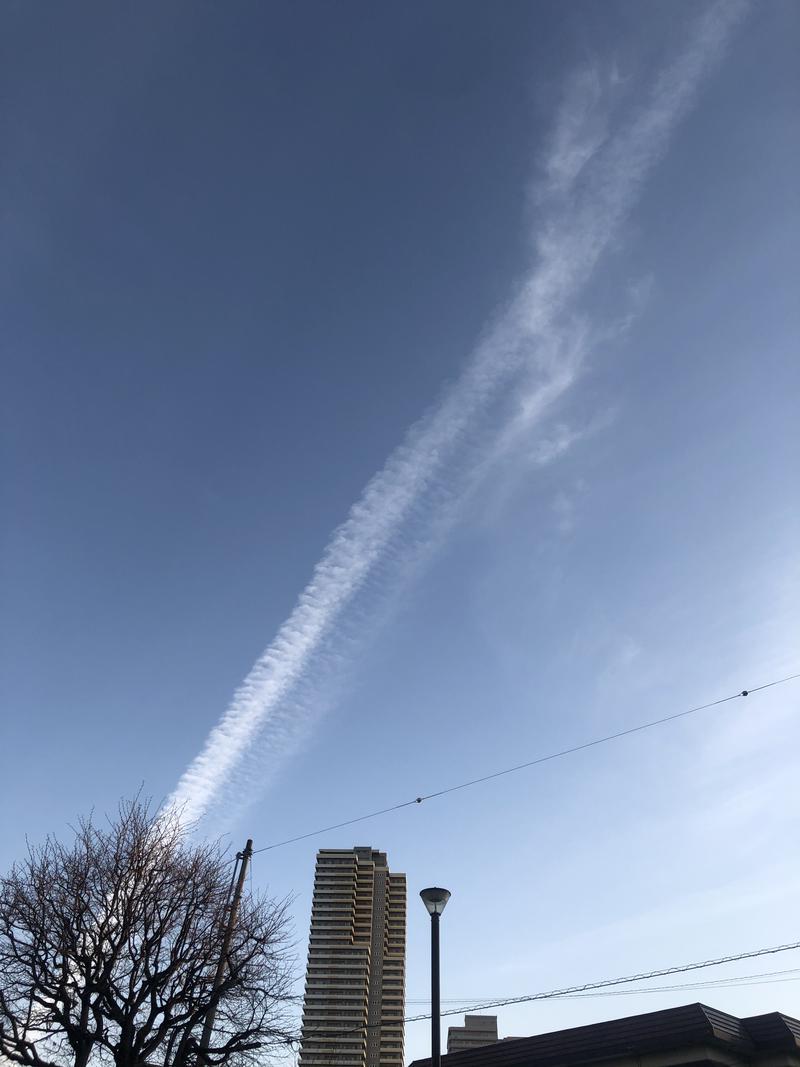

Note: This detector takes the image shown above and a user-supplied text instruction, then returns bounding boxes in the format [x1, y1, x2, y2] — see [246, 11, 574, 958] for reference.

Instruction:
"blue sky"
[2, 1, 799, 1062]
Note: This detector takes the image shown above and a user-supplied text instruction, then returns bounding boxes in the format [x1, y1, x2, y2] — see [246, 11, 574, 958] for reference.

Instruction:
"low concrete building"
[410, 1003, 800, 1067]
[448, 1016, 499, 1054]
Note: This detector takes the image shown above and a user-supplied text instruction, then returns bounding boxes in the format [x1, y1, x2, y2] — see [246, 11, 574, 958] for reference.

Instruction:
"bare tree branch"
[0, 798, 296, 1067]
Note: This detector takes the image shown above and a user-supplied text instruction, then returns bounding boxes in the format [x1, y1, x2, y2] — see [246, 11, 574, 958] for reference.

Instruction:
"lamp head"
[420, 887, 451, 916]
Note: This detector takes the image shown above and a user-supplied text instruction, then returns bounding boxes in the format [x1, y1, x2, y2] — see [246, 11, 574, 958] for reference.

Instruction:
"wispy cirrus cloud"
[538, 63, 619, 200]
[167, 0, 748, 826]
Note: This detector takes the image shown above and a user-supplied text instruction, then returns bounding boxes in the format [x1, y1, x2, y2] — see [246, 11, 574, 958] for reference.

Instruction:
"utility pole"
[199, 838, 254, 1060]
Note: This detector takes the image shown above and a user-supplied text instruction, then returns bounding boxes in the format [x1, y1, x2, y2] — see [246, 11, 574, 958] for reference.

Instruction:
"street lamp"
[420, 888, 451, 1067]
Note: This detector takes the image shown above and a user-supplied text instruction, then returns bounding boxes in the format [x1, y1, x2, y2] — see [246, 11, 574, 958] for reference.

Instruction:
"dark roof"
[409, 1003, 800, 1067]
[742, 1012, 800, 1050]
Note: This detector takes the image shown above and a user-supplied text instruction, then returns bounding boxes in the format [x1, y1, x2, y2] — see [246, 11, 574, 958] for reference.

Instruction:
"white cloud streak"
[167, 0, 748, 825]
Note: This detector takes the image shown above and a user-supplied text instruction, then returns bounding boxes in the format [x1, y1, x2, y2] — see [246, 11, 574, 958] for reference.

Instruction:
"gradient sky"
[2, 2, 799, 1063]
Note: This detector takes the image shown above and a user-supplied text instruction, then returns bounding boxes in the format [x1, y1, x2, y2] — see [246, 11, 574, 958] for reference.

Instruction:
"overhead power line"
[540, 971, 800, 999]
[404, 964, 800, 1004]
[404, 937, 800, 1023]
[294, 937, 800, 1044]
[253, 670, 800, 855]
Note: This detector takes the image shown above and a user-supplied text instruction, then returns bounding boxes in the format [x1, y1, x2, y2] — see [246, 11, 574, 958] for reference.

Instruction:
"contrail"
[168, 0, 747, 825]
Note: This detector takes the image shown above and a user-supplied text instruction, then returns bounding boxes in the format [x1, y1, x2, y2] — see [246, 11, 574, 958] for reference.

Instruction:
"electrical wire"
[546, 973, 800, 999]
[253, 671, 800, 855]
[292, 936, 800, 1044]
[405, 937, 800, 1022]
[254, 798, 421, 854]
[404, 965, 800, 1004]
[232, 670, 800, 1051]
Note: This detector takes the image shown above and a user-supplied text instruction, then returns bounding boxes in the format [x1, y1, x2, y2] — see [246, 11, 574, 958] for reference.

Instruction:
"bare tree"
[0, 799, 295, 1067]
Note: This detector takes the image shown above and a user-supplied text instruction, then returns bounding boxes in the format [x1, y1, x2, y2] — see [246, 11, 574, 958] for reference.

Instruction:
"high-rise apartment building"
[299, 847, 406, 1067]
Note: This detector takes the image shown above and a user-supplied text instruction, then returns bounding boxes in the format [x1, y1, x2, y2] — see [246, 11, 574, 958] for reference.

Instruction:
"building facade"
[410, 1003, 800, 1067]
[448, 1016, 500, 1054]
[299, 847, 406, 1067]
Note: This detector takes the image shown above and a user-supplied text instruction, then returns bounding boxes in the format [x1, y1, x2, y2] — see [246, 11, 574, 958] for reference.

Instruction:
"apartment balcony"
[302, 1017, 366, 1029]
[306, 965, 370, 975]
[302, 1030, 367, 1042]
[300, 1048, 365, 1062]
[302, 1019, 366, 1032]
[302, 1013, 366, 1026]
[305, 956, 371, 964]
[300, 1059, 364, 1067]
[300, 1053, 365, 1066]
[300, 1035, 366, 1049]
[305, 990, 368, 999]
[304, 987, 368, 998]
[300, 1057, 364, 1067]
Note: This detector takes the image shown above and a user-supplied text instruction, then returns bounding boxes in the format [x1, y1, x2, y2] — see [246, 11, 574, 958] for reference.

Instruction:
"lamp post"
[420, 888, 451, 1067]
